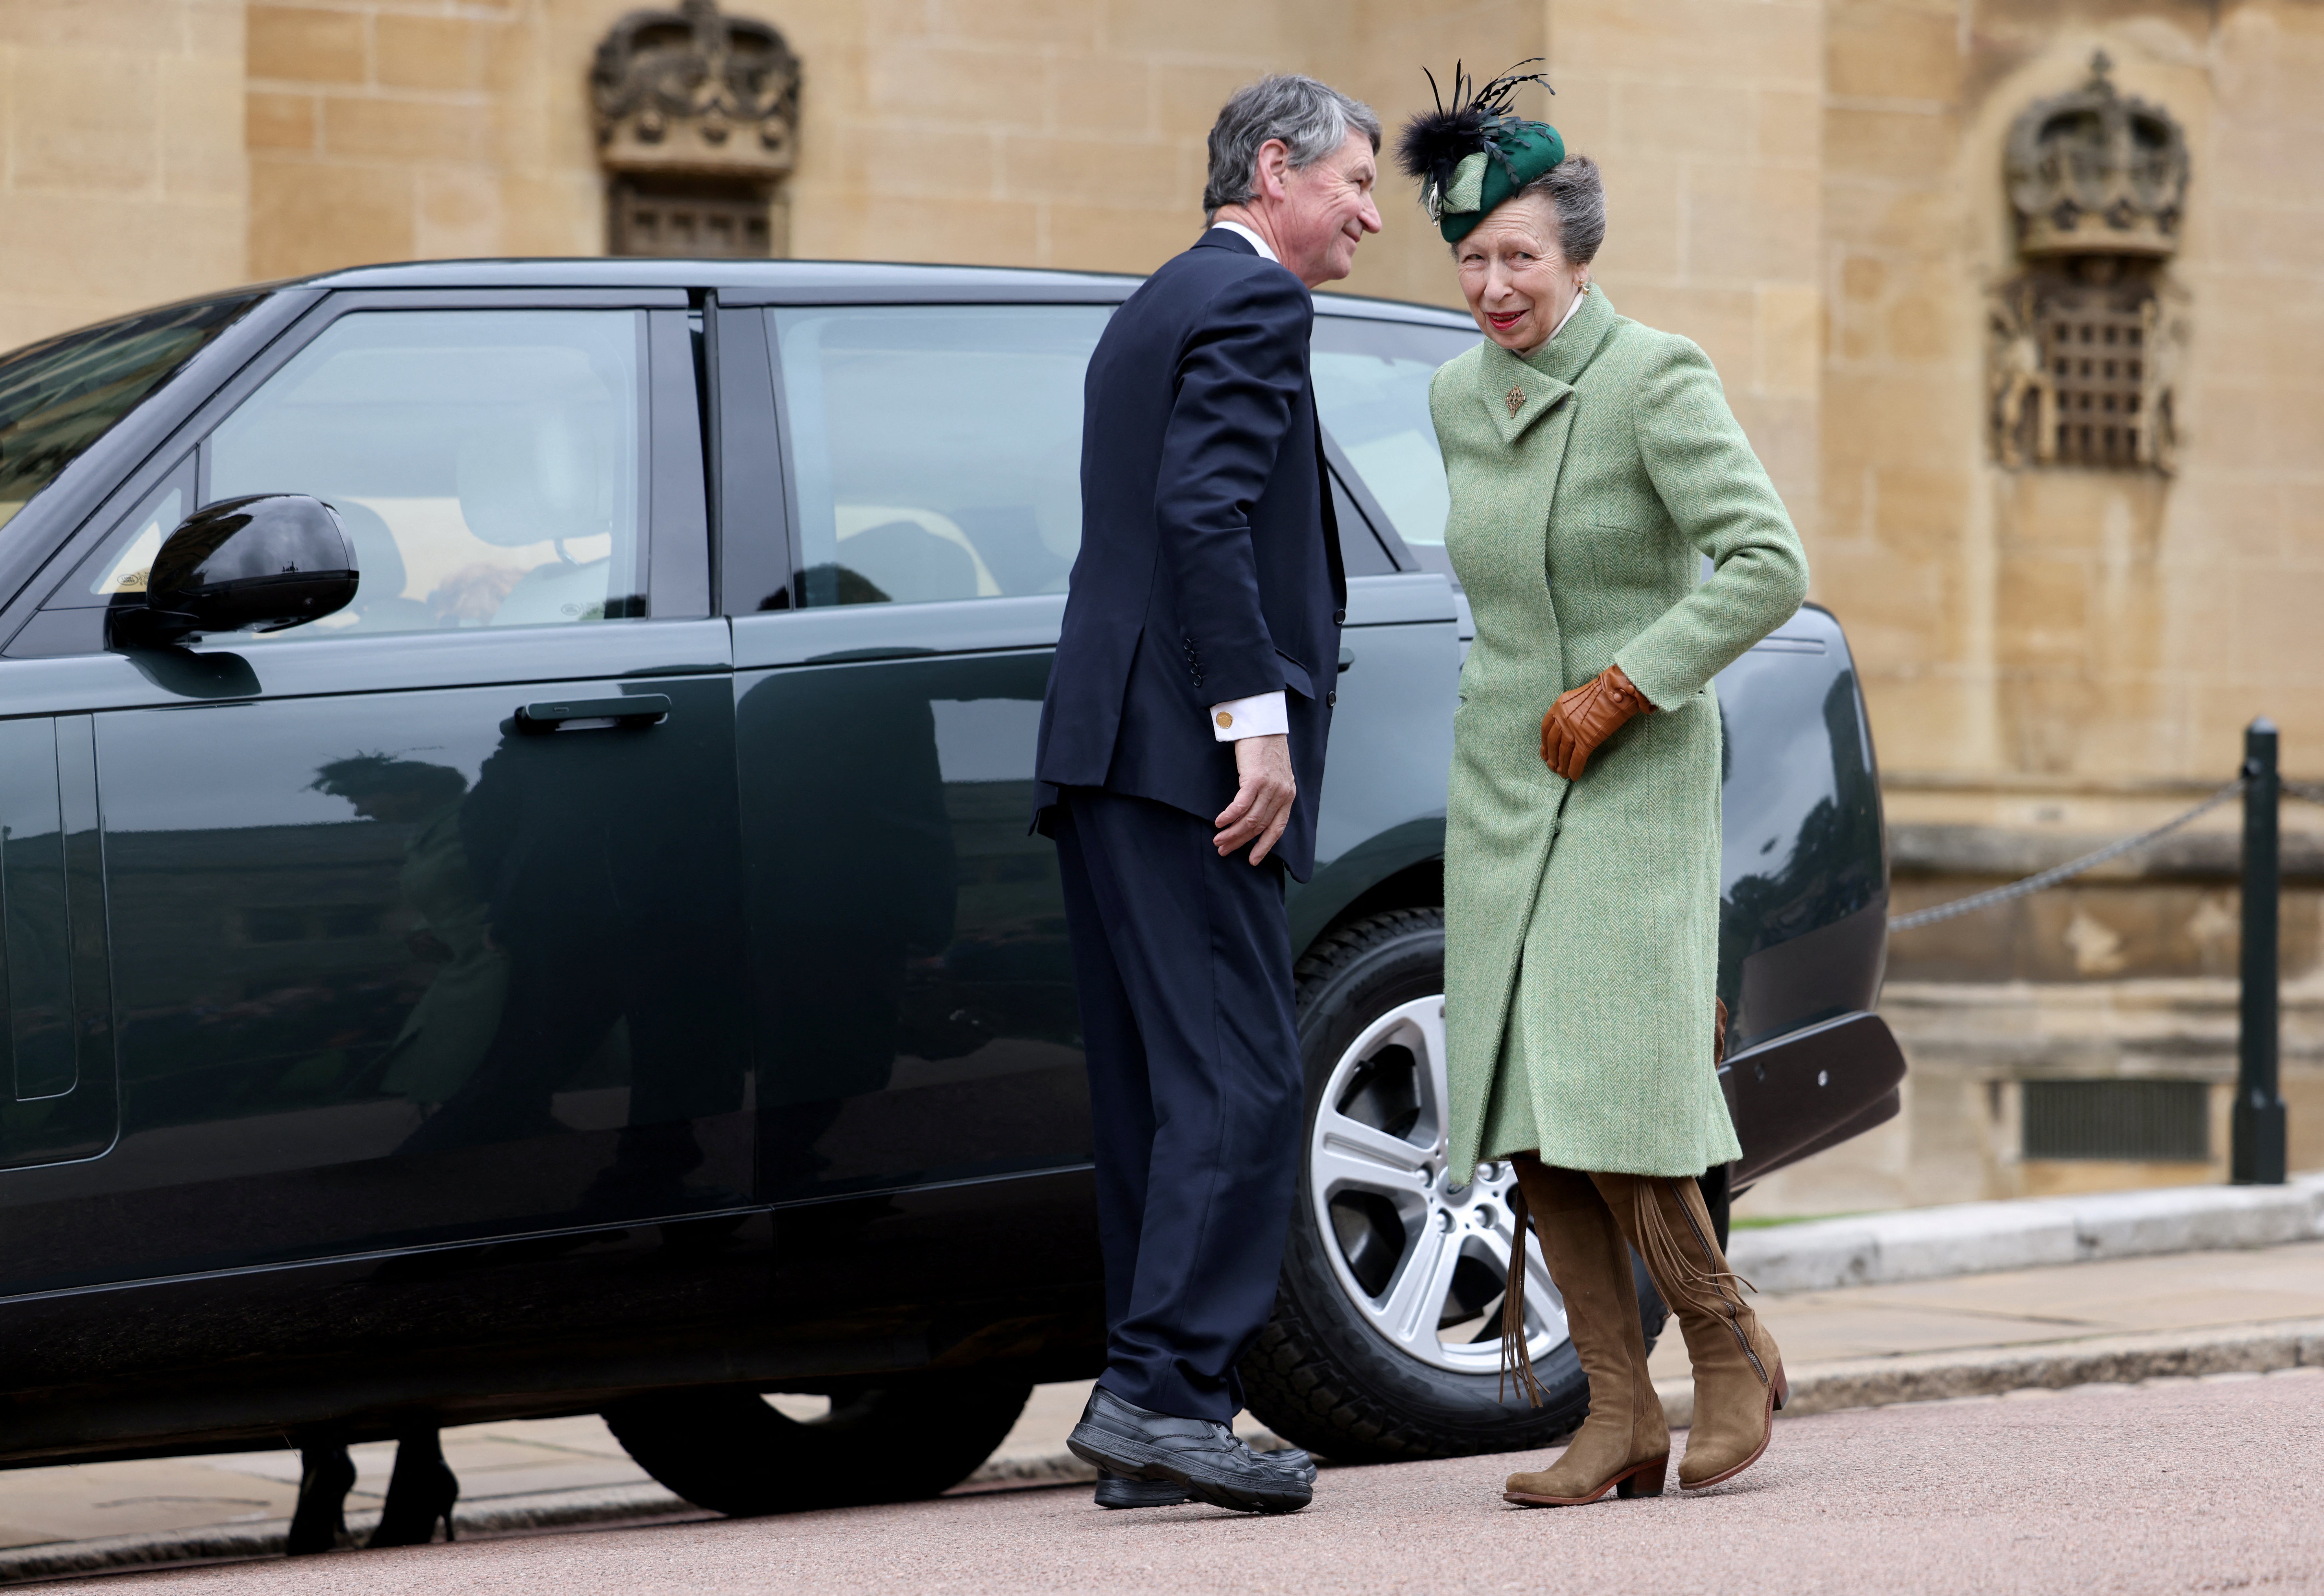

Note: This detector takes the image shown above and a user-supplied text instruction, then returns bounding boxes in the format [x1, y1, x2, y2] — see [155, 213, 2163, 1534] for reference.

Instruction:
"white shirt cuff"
[1210, 691, 1289, 742]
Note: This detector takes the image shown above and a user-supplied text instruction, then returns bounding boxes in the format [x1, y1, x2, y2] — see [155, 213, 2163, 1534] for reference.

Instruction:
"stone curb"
[1726, 1173, 2324, 1294]
[0, 1484, 707, 1585]
[1653, 1316, 2324, 1430]
[0, 1432, 1299, 1583]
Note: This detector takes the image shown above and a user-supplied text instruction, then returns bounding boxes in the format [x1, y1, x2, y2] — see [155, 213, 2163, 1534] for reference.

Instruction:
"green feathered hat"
[1396, 61, 1565, 244]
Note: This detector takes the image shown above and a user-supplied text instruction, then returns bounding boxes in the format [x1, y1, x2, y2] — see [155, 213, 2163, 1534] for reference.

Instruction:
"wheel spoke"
[1311, 1108, 1432, 1197]
[1405, 1000, 1452, 1153]
[1470, 1205, 1565, 1342]
[1373, 1220, 1466, 1351]
[1308, 990, 1574, 1375]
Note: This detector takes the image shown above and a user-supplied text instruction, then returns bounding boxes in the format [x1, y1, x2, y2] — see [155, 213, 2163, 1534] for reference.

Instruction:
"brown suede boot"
[1593, 1171, 1786, 1491]
[1498, 1158, 1670, 1507]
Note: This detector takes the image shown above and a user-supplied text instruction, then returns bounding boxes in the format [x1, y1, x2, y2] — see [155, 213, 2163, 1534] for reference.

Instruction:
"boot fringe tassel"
[1629, 1179, 1770, 1387]
[1499, 1176, 1547, 1408]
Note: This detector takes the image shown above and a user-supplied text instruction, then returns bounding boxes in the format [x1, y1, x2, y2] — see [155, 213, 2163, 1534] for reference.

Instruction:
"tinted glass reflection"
[743, 651, 1086, 1198]
[1714, 612, 1887, 1041]
[771, 305, 1111, 607]
[46, 671, 749, 1289]
[1310, 316, 1480, 566]
[0, 294, 260, 534]
[194, 310, 648, 637]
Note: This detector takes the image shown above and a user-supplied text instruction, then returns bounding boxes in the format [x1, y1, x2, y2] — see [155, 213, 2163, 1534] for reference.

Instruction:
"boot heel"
[368, 1436, 458, 1550]
[1616, 1455, 1668, 1499]
[1771, 1363, 1789, 1412]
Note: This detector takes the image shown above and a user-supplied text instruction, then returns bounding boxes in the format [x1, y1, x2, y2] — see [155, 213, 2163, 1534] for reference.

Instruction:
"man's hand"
[1214, 733, 1295, 864]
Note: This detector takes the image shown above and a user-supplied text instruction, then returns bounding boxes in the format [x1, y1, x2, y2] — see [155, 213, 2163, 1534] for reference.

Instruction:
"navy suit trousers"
[1051, 785, 1304, 1423]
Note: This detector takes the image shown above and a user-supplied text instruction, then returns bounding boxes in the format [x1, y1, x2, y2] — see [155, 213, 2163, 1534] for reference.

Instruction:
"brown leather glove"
[1539, 663, 1653, 781]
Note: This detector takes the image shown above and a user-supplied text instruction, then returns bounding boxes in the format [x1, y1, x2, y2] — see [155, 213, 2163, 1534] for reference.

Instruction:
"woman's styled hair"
[1505, 153, 1606, 266]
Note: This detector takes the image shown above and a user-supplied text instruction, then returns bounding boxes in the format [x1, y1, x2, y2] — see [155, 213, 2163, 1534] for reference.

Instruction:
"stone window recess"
[1988, 54, 2187, 474]
[610, 177, 773, 259]
[592, 0, 800, 259]
[2021, 1078, 2208, 1162]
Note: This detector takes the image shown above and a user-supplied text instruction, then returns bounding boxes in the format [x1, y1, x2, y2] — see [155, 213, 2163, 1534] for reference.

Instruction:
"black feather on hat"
[1397, 60, 1565, 242]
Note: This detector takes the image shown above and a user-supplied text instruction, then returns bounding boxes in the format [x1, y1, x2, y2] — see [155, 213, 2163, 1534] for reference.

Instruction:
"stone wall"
[1544, 0, 1826, 540]
[246, 0, 611, 275]
[1736, 978, 2324, 1215]
[0, 1, 246, 351]
[1817, 0, 2324, 815]
[232, 1, 1547, 297]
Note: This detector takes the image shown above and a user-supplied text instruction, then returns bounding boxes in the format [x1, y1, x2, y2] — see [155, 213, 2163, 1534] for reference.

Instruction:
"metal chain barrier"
[1889, 779, 2248, 931]
[2284, 779, 2324, 808]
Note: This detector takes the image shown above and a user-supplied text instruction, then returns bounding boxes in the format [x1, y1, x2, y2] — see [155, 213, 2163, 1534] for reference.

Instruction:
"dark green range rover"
[0, 260, 1901, 1512]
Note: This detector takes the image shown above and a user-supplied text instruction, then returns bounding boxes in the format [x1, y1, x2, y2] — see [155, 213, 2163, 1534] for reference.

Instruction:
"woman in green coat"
[1399, 70, 1811, 1508]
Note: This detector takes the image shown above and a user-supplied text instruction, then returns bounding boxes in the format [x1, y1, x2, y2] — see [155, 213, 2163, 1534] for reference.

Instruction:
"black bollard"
[2233, 718, 2288, 1184]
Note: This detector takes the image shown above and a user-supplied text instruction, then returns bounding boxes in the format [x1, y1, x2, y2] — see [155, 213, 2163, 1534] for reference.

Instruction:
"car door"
[722, 299, 1111, 1215]
[701, 295, 1123, 1362]
[0, 293, 279, 1178]
[0, 296, 752, 1357]
[0, 714, 113, 1172]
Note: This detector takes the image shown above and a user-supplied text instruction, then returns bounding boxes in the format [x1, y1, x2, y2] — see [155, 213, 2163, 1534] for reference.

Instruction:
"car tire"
[602, 1374, 1032, 1516]
[1239, 907, 1670, 1464]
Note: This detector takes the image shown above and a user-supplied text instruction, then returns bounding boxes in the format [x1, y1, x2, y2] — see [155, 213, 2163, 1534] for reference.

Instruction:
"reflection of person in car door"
[749, 663, 956, 1192]
[392, 715, 747, 1217]
[309, 755, 507, 1110]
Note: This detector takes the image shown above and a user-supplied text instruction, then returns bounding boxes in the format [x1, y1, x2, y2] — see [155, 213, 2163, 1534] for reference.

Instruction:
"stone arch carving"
[591, 0, 801, 258]
[1988, 53, 2187, 474]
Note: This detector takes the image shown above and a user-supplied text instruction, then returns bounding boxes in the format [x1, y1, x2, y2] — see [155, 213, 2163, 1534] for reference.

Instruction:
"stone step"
[1727, 1171, 2324, 1292]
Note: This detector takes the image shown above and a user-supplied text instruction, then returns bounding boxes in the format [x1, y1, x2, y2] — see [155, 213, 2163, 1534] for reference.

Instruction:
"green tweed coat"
[1430, 286, 1810, 1181]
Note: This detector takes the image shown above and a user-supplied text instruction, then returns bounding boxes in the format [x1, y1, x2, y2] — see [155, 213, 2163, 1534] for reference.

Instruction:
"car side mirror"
[111, 494, 358, 645]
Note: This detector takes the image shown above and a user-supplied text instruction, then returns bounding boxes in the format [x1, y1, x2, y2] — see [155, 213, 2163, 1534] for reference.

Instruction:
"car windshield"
[0, 293, 264, 534]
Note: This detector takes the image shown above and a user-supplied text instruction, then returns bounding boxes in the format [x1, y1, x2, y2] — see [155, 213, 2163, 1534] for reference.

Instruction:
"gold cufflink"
[1216, 711, 1233, 728]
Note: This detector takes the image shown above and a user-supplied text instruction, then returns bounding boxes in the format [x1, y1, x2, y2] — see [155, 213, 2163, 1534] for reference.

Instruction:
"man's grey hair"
[1203, 75, 1382, 219]
[1509, 153, 1607, 266]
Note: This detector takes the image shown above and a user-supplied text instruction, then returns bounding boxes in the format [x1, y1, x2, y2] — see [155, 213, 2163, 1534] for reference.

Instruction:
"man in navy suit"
[1039, 74, 1381, 1515]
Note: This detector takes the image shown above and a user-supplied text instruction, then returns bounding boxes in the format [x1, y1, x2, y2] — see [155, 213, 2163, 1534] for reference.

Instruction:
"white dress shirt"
[1201, 218, 1294, 744]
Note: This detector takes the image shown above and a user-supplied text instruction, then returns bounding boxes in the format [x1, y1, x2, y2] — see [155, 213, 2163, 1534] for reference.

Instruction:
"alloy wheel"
[1304, 995, 1566, 1375]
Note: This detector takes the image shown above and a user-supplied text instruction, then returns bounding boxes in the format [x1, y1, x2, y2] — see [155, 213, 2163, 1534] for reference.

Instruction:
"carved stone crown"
[592, 0, 800, 179]
[2005, 52, 2187, 258]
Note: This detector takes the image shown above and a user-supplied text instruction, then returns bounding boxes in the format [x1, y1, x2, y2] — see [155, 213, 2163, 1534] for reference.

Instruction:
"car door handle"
[516, 694, 672, 731]
[1338, 647, 1355, 674]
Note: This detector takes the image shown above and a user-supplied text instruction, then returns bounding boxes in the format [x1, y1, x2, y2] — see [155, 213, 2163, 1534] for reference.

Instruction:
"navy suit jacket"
[1035, 229, 1346, 881]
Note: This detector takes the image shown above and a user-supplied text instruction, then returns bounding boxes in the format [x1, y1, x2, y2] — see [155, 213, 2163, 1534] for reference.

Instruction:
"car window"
[1330, 470, 1396, 577]
[79, 457, 194, 601]
[0, 294, 261, 535]
[1311, 316, 1480, 568]
[185, 309, 647, 638]
[770, 305, 1111, 607]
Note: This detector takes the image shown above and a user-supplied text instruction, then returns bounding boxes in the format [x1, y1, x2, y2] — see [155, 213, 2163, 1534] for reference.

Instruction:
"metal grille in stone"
[2021, 1078, 2208, 1162]
[2043, 292, 2147, 467]
[612, 179, 770, 258]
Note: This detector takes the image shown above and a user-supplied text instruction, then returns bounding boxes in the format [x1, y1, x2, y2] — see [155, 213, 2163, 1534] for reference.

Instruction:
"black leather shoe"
[1067, 1387, 1312, 1514]
[1095, 1445, 1315, 1508]
[1259, 1446, 1318, 1485]
[1094, 1470, 1187, 1509]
